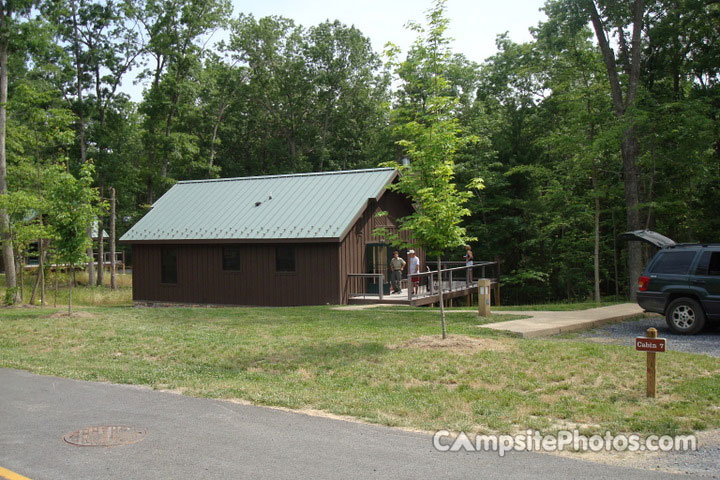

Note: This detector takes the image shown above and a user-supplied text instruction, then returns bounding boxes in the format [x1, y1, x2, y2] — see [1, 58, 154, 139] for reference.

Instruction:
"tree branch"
[587, 0, 625, 115]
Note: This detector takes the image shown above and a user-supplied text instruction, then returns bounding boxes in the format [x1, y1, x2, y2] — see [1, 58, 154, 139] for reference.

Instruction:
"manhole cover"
[63, 426, 146, 447]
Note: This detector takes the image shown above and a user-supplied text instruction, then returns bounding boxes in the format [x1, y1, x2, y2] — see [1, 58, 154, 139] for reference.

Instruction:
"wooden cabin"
[120, 168, 424, 306]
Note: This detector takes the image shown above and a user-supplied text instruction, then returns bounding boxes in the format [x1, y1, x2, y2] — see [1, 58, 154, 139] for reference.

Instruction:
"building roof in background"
[120, 168, 397, 243]
[91, 220, 108, 240]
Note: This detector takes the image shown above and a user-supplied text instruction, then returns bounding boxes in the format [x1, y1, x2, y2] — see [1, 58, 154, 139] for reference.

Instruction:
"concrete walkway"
[480, 303, 649, 338]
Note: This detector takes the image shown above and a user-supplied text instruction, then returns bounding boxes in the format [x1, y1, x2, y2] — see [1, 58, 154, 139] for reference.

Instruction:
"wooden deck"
[348, 280, 493, 306]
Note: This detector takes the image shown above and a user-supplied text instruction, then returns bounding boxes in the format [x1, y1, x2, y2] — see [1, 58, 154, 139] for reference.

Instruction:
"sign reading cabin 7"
[635, 337, 667, 352]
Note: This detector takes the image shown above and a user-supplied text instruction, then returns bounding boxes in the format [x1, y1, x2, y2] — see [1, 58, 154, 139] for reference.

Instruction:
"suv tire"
[665, 298, 706, 335]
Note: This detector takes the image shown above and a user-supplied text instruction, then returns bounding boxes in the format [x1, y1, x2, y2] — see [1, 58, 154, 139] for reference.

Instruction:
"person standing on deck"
[389, 251, 406, 294]
[408, 250, 420, 295]
[464, 245, 474, 283]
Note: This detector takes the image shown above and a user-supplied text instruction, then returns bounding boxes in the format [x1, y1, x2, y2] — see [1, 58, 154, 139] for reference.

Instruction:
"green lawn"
[0, 304, 718, 438]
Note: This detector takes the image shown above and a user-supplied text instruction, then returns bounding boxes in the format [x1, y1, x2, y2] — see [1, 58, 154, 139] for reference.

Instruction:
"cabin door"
[365, 243, 391, 295]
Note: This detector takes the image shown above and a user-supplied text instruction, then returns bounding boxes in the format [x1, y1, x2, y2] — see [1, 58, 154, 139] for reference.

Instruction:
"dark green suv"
[622, 230, 720, 335]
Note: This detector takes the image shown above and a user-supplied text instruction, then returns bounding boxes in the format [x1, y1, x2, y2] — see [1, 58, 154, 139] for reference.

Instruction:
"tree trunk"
[96, 218, 104, 286]
[68, 269, 73, 315]
[208, 100, 230, 176]
[110, 188, 116, 290]
[0, 6, 17, 304]
[18, 258, 23, 302]
[438, 255, 447, 339]
[54, 268, 58, 307]
[70, 0, 87, 165]
[86, 226, 95, 286]
[588, 0, 645, 300]
[592, 168, 601, 303]
[30, 238, 46, 304]
[621, 128, 643, 299]
[40, 243, 45, 306]
[612, 208, 620, 299]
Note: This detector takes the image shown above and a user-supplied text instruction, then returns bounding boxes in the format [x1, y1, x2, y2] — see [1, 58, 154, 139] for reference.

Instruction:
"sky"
[124, 0, 548, 101]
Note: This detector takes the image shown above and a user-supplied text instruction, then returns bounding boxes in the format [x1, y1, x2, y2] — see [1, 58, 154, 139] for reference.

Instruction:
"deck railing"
[348, 260, 499, 303]
[347, 273, 386, 300]
[23, 251, 127, 273]
[406, 262, 497, 301]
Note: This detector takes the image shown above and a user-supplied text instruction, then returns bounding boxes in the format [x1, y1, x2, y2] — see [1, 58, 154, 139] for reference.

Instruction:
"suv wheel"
[665, 298, 706, 335]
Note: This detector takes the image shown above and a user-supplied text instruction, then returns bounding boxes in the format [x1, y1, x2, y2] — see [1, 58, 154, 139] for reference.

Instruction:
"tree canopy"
[1, 0, 719, 305]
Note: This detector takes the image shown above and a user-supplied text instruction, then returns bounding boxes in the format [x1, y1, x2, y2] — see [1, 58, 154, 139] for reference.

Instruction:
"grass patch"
[0, 304, 717, 437]
[1, 272, 132, 307]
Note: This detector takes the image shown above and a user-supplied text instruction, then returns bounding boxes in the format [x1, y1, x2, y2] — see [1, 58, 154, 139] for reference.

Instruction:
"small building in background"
[120, 168, 423, 306]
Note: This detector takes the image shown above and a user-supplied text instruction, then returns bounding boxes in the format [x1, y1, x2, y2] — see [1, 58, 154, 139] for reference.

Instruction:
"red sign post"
[636, 328, 667, 398]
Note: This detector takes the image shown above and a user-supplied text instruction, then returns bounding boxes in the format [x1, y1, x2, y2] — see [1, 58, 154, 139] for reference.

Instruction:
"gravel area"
[578, 314, 720, 357]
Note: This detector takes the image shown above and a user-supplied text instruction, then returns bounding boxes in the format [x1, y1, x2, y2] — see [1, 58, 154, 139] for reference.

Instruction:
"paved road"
[0, 368, 685, 480]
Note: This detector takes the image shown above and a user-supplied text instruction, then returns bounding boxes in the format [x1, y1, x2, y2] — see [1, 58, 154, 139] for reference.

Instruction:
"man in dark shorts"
[389, 251, 406, 294]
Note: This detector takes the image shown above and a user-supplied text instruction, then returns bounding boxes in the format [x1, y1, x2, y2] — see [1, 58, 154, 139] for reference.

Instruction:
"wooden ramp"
[347, 262, 500, 307]
[348, 280, 492, 307]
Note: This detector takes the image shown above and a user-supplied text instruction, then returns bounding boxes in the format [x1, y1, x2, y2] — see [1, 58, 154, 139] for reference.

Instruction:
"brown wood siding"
[337, 190, 425, 303]
[132, 243, 339, 306]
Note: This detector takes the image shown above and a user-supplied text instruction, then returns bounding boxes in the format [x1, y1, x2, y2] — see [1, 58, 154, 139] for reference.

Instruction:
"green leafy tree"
[225, 15, 391, 176]
[383, 0, 483, 338]
[46, 164, 102, 313]
[137, 0, 231, 201]
[0, 0, 39, 304]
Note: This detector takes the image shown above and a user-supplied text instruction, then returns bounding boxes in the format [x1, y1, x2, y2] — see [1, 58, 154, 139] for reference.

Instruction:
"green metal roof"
[120, 168, 397, 243]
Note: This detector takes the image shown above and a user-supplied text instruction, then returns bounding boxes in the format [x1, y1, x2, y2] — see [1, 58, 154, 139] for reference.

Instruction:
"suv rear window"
[695, 251, 720, 276]
[649, 251, 696, 275]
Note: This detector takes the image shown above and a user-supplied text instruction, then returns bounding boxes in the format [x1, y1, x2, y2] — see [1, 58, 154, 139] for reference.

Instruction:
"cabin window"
[161, 247, 177, 284]
[275, 246, 296, 272]
[222, 246, 242, 271]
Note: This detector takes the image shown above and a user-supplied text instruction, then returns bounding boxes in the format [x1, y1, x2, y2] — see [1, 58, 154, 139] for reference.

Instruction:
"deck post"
[478, 279, 491, 316]
[494, 256, 502, 306]
[378, 274, 384, 301]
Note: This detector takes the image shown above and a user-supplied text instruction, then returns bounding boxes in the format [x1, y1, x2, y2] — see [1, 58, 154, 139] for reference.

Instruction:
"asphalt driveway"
[0, 368, 689, 480]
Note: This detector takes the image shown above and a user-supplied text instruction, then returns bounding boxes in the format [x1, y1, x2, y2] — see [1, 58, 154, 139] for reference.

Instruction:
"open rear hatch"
[619, 230, 676, 248]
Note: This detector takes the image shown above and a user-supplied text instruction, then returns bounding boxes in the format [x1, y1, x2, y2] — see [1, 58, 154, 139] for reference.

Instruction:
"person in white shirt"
[408, 249, 420, 295]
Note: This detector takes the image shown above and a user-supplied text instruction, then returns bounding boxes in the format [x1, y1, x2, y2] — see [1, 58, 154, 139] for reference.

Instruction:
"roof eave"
[337, 170, 400, 243]
[120, 237, 341, 245]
